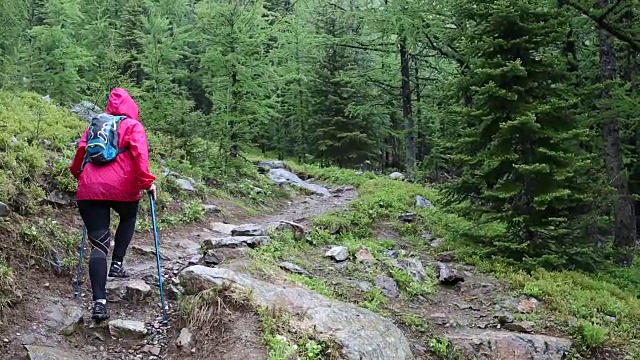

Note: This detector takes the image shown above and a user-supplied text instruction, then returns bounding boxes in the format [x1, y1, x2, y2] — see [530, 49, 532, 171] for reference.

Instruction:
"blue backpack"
[82, 113, 128, 168]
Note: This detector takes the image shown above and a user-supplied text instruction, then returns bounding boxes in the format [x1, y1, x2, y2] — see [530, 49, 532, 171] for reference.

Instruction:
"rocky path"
[1, 183, 358, 360]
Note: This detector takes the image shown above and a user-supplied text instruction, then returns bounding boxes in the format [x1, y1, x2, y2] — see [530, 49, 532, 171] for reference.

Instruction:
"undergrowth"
[0, 91, 290, 317]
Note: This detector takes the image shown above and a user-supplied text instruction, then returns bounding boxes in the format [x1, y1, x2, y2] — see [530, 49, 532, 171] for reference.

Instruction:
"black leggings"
[77, 200, 139, 301]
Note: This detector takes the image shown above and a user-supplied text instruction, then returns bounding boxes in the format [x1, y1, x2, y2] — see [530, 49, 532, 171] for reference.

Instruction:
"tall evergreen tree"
[444, 0, 599, 269]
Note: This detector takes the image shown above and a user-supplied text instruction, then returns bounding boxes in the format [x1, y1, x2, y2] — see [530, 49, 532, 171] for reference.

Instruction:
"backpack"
[82, 113, 128, 169]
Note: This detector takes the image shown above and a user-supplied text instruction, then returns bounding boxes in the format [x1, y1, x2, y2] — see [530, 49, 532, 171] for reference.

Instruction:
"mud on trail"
[0, 185, 358, 360]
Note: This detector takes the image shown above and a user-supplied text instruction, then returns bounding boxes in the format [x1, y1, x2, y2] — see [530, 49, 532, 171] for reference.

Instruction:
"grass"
[290, 164, 640, 358]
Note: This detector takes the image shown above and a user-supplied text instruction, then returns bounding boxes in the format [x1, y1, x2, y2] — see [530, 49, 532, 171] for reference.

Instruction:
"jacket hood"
[105, 88, 139, 121]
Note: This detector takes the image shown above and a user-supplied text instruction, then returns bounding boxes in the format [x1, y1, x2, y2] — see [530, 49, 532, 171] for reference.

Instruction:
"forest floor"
[0, 167, 601, 360]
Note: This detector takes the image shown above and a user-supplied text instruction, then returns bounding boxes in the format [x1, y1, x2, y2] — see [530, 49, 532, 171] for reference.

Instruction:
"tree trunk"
[598, 0, 636, 265]
[400, 36, 415, 178]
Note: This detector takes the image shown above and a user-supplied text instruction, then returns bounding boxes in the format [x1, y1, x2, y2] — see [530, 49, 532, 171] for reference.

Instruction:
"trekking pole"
[149, 191, 168, 326]
[73, 226, 87, 298]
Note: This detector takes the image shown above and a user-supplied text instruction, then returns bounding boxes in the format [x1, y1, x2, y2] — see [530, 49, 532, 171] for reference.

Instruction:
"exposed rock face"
[25, 344, 84, 360]
[179, 266, 414, 360]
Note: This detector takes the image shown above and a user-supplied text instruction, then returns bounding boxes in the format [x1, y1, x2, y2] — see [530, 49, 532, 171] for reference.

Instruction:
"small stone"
[202, 251, 224, 266]
[126, 279, 152, 303]
[325, 246, 349, 261]
[435, 251, 456, 262]
[496, 313, 515, 324]
[3, 338, 8, 343]
[203, 204, 219, 214]
[58, 306, 83, 336]
[389, 172, 405, 180]
[231, 224, 265, 237]
[503, 321, 535, 333]
[149, 346, 161, 356]
[398, 212, 417, 223]
[374, 274, 399, 298]
[355, 248, 375, 262]
[209, 222, 237, 235]
[0, 202, 9, 217]
[201, 236, 270, 249]
[516, 297, 540, 313]
[108, 319, 148, 339]
[176, 328, 192, 349]
[278, 262, 311, 276]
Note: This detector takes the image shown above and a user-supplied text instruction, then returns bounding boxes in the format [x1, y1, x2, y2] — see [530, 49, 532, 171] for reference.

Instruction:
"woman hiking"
[69, 88, 157, 320]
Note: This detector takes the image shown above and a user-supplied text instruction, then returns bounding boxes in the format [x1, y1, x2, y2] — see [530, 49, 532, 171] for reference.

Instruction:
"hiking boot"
[108, 261, 129, 278]
[92, 301, 110, 321]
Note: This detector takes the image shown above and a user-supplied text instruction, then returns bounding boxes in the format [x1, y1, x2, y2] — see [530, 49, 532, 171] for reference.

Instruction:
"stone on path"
[175, 327, 193, 350]
[201, 236, 270, 249]
[267, 168, 330, 197]
[58, 306, 83, 336]
[179, 266, 414, 360]
[108, 319, 147, 339]
[125, 279, 152, 303]
[446, 329, 571, 360]
[435, 262, 464, 285]
[25, 344, 84, 360]
[391, 258, 426, 282]
[278, 261, 311, 276]
[325, 246, 349, 261]
[210, 222, 237, 235]
[130, 244, 169, 260]
[374, 274, 400, 298]
[231, 224, 266, 237]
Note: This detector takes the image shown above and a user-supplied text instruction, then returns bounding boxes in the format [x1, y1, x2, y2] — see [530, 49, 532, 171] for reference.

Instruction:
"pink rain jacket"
[69, 88, 156, 202]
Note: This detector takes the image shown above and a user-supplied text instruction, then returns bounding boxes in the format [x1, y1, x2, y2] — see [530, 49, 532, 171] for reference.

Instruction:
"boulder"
[179, 266, 413, 360]
[108, 319, 147, 339]
[389, 172, 405, 180]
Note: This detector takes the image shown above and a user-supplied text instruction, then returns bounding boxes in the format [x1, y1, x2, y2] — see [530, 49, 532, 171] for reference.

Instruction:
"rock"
[175, 178, 195, 192]
[435, 251, 456, 262]
[203, 204, 219, 214]
[429, 313, 448, 325]
[108, 319, 147, 339]
[176, 328, 193, 349]
[391, 258, 426, 282]
[42, 95, 51, 103]
[202, 250, 224, 266]
[331, 185, 356, 194]
[257, 160, 288, 173]
[389, 172, 405, 180]
[374, 274, 399, 298]
[435, 262, 464, 285]
[415, 195, 434, 209]
[279, 262, 311, 276]
[179, 266, 413, 360]
[58, 306, 83, 336]
[130, 244, 169, 260]
[231, 224, 266, 237]
[446, 329, 571, 360]
[398, 213, 417, 223]
[126, 280, 152, 303]
[25, 344, 84, 360]
[355, 248, 375, 262]
[70, 101, 100, 122]
[516, 296, 541, 313]
[46, 190, 74, 206]
[49, 248, 67, 277]
[273, 220, 306, 239]
[201, 236, 270, 249]
[496, 313, 515, 324]
[0, 201, 9, 217]
[382, 250, 406, 259]
[105, 281, 127, 302]
[267, 168, 330, 197]
[210, 222, 237, 235]
[429, 238, 443, 248]
[325, 246, 349, 261]
[503, 321, 535, 333]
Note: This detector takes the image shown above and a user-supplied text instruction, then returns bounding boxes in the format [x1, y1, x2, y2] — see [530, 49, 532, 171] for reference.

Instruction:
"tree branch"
[565, 0, 640, 51]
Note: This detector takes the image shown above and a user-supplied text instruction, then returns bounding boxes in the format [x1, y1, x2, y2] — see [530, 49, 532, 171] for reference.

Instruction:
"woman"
[69, 88, 157, 320]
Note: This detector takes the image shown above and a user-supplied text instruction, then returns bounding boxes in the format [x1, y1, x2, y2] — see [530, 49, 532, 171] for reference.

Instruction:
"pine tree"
[444, 0, 599, 269]
[307, 3, 378, 167]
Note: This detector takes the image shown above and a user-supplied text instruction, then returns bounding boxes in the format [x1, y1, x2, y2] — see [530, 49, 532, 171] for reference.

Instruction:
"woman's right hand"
[149, 183, 158, 200]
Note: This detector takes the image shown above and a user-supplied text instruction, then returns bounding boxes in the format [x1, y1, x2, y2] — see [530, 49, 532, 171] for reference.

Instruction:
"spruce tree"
[307, 3, 377, 167]
[444, 0, 599, 269]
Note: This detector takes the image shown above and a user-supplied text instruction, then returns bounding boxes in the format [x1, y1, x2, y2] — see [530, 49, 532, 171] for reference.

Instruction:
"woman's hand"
[149, 183, 158, 200]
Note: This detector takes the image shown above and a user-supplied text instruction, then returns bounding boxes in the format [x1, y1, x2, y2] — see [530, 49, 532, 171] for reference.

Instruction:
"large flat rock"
[25, 345, 84, 360]
[179, 265, 413, 360]
[446, 329, 572, 360]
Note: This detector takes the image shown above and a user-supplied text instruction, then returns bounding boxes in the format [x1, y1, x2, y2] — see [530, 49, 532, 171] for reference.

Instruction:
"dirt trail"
[0, 187, 357, 360]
